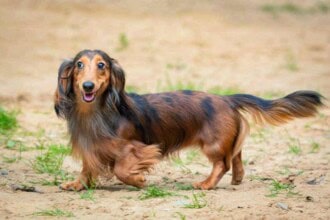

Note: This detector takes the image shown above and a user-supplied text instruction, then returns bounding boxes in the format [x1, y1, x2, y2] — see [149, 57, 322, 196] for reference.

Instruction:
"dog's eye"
[77, 61, 84, 69]
[97, 62, 105, 70]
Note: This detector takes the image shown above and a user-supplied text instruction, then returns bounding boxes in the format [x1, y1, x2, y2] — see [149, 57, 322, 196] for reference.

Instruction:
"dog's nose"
[82, 81, 95, 92]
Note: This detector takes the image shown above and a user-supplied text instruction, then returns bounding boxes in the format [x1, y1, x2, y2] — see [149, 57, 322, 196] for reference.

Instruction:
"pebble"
[0, 169, 9, 176]
[306, 175, 325, 185]
[276, 202, 289, 211]
[306, 196, 314, 202]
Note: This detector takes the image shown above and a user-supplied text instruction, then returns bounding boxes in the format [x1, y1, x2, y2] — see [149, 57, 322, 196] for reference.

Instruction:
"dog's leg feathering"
[114, 144, 161, 188]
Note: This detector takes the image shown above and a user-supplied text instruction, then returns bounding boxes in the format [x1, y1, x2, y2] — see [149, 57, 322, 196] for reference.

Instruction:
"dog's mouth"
[82, 92, 96, 103]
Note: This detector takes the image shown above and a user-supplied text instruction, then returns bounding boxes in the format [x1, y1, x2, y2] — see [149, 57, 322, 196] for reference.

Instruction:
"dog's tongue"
[84, 93, 95, 102]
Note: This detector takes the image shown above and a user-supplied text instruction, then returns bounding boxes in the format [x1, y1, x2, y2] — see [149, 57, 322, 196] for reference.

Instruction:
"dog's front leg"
[113, 143, 160, 188]
[60, 159, 93, 191]
[114, 157, 146, 188]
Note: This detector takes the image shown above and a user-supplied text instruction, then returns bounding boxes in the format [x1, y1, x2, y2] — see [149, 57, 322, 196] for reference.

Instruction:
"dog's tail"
[227, 90, 324, 125]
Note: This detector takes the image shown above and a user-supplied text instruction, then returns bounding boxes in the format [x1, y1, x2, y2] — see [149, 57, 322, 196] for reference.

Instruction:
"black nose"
[82, 81, 95, 92]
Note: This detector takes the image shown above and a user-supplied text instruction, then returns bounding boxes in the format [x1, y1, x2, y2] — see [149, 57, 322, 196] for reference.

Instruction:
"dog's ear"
[109, 58, 126, 104]
[58, 59, 74, 96]
[54, 59, 74, 118]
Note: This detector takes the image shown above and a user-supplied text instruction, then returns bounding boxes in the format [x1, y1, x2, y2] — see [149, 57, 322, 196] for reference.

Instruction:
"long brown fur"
[55, 49, 324, 191]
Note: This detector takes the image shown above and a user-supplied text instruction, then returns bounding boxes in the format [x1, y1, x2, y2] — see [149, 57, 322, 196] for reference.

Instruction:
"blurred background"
[0, 0, 329, 106]
[0, 1, 330, 218]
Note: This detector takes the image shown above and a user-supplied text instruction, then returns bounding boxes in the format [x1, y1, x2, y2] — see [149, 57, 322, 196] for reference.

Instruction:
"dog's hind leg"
[193, 157, 229, 190]
[193, 138, 233, 190]
[193, 116, 245, 190]
[231, 151, 244, 185]
[231, 117, 249, 185]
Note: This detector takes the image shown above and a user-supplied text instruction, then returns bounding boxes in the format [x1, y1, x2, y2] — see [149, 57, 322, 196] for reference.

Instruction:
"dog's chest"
[68, 115, 106, 148]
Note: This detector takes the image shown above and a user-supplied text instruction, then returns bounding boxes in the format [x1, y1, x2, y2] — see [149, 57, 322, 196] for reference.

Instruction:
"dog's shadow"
[97, 183, 141, 192]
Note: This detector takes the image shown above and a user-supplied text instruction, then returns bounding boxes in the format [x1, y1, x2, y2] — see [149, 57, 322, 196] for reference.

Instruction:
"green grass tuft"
[38, 171, 74, 186]
[287, 137, 302, 155]
[78, 181, 97, 201]
[266, 179, 299, 197]
[175, 212, 186, 220]
[310, 142, 320, 153]
[157, 72, 204, 92]
[2, 140, 25, 163]
[315, 2, 330, 13]
[281, 3, 302, 13]
[261, 3, 302, 15]
[138, 185, 175, 200]
[116, 33, 129, 51]
[174, 182, 194, 191]
[80, 189, 95, 201]
[33, 208, 74, 217]
[0, 107, 17, 134]
[184, 192, 207, 209]
[185, 150, 201, 163]
[250, 127, 270, 144]
[171, 157, 192, 173]
[32, 144, 72, 186]
[261, 2, 330, 16]
[171, 150, 203, 173]
[33, 145, 70, 174]
[284, 52, 299, 72]
[156, 73, 242, 95]
[288, 144, 302, 155]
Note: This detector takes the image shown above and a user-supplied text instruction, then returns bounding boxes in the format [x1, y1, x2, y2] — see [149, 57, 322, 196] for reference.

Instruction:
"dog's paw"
[59, 180, 86, 191]
[231, 179, 243, 185]
[131, 175, 146, 188]
[193, 181, 214, 190]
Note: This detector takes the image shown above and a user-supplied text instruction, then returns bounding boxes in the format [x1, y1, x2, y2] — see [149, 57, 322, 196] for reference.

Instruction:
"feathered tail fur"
[228, 90, 324, 125]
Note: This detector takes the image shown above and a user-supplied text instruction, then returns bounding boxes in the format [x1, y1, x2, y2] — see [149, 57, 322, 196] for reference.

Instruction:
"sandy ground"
[0, 0, 329, 219]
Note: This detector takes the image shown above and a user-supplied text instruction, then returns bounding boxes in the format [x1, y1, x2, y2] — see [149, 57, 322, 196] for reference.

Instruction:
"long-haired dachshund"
[55, 49, 324, 191]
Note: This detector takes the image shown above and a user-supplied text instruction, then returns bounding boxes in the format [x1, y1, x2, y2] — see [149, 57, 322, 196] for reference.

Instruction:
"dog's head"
[55, 50, 125, 117]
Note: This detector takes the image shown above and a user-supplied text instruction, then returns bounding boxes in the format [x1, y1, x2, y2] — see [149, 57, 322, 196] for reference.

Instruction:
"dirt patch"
[0, 0, 329, 219]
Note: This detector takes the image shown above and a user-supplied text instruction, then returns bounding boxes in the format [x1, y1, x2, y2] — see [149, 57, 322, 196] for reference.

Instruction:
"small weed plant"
[33, 208, 74, 217]
[33, 144, 70, 174]
[267, 179, 299, 197]
[0, 107, 17, 134]
[139, 185, 176, 200]
[184, 192, 207, 209]
[310, 142, 320, 153]
[116, 33, 129, 51]
[32, 144, 72, 186]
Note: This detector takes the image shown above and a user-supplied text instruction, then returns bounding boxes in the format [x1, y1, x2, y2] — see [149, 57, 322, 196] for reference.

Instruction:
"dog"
[55, 49, 324, 191]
